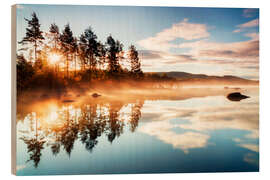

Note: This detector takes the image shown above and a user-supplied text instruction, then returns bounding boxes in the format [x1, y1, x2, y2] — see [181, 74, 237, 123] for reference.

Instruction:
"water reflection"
[17, 98, 144, 168]
[19, 114, 45, 168]
[139, 90, 258, 153]
[16, 87, 259, 173]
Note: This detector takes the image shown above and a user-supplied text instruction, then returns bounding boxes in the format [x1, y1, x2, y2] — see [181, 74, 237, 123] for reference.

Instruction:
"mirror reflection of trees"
[129, 100, 144, 132]
[107, 102, 125, 143]
[18, 100, 144, 168]
[79, 103, 107, 152]
[20, 113, 46, 168]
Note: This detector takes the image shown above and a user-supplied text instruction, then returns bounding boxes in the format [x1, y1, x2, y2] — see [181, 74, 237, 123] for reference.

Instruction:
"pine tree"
[19, 12, 44, 64]
[16, 54, 34, 91]
[48, 23, 61, 74]
[49, 23, 60, 50]
[128, 45, 142, 77]
[105, 35, 123, 74]
[79, 27, 99, 71]
[97, 41, 106, 69]
[59, 24, 76, 78]
[71, 37, 78, 76]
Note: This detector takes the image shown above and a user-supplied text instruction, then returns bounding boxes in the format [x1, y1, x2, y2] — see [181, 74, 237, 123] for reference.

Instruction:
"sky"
[16, 4, 259, 80]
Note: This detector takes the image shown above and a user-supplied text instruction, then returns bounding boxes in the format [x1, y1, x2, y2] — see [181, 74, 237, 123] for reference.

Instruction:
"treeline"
[17, 12, 175, 92]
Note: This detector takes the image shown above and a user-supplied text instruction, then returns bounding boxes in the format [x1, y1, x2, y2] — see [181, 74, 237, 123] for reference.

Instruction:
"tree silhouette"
[73, 37, 79, 76]
[128, 45, 142, 78]
[79, 104, 101, 152]
[19, 12, 44, 64]
[80, 104, 98, 152]
[16, 54, 34, 91]
[20, 113, 45, 168]
[60, 24, 76, 78]
[49, 128, 62, 156]
[60, 124, 78, 157]
[106, 35, 123, 75]
[20, 137, 46, 168]
[50, 141, 61, 156]
[79, 27, 100, 81]
[97, 41, 106, 70]
[129, 101, 144, 132]
[49, 23, 60, 49]
[15, 12, 184, 95]
[47, 23, 61, 74]
[59, 107, 79, 157]
[107, 102, 124, 143]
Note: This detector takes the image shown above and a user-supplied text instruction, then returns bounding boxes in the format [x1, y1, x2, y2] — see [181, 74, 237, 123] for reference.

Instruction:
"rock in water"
[62, 99, 75, 103]
[227, 92, 249, 101]
[92, 93, 101, 98]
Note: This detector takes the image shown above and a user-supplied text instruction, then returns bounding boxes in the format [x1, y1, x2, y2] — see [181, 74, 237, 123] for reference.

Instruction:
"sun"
[48, 53, 61, 64]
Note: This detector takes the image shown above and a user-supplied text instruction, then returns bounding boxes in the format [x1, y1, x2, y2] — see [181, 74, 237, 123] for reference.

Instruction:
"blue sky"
[16, 4, 259, 79]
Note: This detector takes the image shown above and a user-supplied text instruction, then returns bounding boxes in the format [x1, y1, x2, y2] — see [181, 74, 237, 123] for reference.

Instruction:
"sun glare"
[48, 53, 61, 64]
[42, 104, 59, 125]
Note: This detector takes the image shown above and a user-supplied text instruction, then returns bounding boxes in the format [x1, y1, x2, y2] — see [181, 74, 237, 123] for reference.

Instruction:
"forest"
[17, 12, 175, 94]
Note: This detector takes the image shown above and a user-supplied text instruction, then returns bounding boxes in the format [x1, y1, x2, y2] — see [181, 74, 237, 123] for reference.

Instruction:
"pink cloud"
[233, 18, 259, 33]
[179, 34, 259, 61]
[138, 50, 196, 63]
[245, 33, 259, 40]
[238, 19, 259, 28]
[137, 19, 209, 51]
[175, 34, 259, 78]
[136, 19, 259, 79]
[138, 47, 259, 79]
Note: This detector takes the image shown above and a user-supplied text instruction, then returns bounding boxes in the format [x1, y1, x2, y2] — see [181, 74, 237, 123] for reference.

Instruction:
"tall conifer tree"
[19, 12, 44, 64]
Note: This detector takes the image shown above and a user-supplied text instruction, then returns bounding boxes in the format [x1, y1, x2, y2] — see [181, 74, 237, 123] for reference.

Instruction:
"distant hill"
[149, 71, 259, 85]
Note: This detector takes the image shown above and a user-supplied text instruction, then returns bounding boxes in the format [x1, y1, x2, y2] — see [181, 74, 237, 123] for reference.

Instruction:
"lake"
[16, 87, 259, 175]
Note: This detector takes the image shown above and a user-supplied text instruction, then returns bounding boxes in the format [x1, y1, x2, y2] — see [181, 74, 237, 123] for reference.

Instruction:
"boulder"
[92, 93, 101, 98]
[227, 92, 249, 101]
[62, 99, 75, 103]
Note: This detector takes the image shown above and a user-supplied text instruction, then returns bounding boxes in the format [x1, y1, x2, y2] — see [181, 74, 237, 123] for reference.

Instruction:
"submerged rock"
[227, 92, 249, 101]
[92, 93, 101, 98]
[62, 99, 75, 103]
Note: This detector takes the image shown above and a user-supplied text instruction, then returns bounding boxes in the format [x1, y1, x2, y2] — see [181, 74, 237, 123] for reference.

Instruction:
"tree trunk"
[74, 53, 77, 76]
[34, 41, 37, 64]
[66, 54, 69, 78]
[35, 117, 38, 139]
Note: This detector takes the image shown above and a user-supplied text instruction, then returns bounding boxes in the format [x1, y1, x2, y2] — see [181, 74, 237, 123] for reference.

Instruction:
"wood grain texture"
[11, 4, 17, 175]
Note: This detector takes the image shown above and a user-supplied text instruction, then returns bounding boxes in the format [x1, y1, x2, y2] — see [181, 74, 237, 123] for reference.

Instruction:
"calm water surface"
[16, 88, 259, 175]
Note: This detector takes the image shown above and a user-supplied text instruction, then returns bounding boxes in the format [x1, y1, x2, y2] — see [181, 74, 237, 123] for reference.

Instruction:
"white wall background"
[1, 0, 269, 179]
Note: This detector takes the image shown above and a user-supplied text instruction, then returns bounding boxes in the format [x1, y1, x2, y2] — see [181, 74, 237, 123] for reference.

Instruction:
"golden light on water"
[48, 53, 62, 64]
[43, 104, 59, 125]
